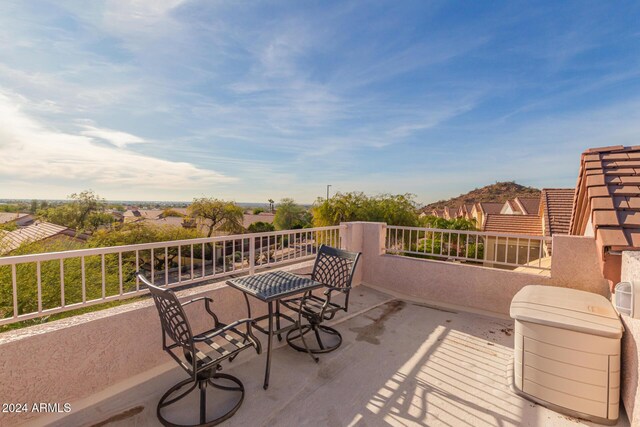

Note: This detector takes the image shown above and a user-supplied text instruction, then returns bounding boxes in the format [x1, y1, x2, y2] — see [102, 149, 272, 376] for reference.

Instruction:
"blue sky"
[1, 1, 639, 204]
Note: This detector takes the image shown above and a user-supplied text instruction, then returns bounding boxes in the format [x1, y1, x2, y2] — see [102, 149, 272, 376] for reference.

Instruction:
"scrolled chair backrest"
[139, 274, 194, 351]
[311, 245, 361, 289]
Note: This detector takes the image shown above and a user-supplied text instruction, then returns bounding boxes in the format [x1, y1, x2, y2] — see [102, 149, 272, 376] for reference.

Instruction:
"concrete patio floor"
[33, 286, 629, 427]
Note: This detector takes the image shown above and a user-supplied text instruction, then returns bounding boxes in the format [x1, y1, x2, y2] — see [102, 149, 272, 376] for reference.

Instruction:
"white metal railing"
[0, 226, 344, 326]
[385, 225, 552, 272]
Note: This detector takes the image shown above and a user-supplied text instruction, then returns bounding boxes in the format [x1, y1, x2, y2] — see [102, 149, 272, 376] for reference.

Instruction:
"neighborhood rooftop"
[540, 189, 574, 237]
[483, 214, 542, 235]
[0, 221, 71, 254]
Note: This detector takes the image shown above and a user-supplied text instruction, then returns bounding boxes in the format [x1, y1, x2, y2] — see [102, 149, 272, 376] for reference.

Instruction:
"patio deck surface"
[34, 286, 629, 427]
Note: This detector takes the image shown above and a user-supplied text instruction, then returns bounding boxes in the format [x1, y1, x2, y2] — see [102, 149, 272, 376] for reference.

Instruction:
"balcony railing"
[385, 225, 552, 271]
[0, 226, 344, 326]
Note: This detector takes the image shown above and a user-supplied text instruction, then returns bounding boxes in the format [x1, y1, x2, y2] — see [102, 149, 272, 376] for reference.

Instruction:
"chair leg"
[157, 373, 245, 427]
[286, 323, 343, 354]
[199, 381, 206, 425]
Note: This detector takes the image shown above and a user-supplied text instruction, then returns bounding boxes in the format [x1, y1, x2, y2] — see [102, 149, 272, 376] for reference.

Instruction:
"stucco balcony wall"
[0, 262, 313, 426]
[353, 222, 609, 317]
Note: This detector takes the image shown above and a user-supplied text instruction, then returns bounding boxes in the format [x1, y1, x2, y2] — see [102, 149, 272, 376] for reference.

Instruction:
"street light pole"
[326, 185, 332, 200]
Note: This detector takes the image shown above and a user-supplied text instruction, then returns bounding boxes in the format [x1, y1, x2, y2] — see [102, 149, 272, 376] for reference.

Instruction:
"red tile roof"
[0, 213, 30, 225]
[483, 214, 542, 235]
[570, 145, 640, 251]
[0, 221, 70, 254]
[540, 189, 573, 237]
[515, 197, 541, 215]
[478, 202, 503, 215]
[504, 199, 523, 214]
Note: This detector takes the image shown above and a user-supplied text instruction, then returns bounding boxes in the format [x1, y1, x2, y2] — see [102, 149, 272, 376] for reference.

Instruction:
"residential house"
[482, 214, 544, 267]
[570, 145, 640, 287]
[499, 196, 540, 215]
[0, 221, 85, 255]
[471, 202, 503, 228]
[0, 212, 34, 227]
[538, 188, 574, 253]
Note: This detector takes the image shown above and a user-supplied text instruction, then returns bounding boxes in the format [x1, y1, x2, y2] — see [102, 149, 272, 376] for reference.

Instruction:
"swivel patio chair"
[281, 245, 361, 354]
[138, 273, 261, 427]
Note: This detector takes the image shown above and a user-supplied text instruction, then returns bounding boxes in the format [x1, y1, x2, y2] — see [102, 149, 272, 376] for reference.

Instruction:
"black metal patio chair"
[137, 273, 261, 427]
[281, 245, 361, 354]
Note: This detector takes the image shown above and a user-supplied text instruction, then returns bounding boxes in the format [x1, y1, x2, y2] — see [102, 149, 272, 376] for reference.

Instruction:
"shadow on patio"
[37, 286, 629, 427]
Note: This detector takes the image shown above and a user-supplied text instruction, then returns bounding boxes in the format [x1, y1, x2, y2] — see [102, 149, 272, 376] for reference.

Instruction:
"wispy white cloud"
[79, 124, 147, 148]
[0, 90, 235, 199]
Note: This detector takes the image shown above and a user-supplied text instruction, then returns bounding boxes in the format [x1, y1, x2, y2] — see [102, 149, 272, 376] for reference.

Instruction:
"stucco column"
[549, 234, 609, 296]
[340, 222, 385, 287]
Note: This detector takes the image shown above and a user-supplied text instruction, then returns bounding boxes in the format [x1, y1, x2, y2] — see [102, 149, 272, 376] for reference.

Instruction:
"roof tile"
[588, 186, 610, 198]
[586, 175, 606, 187]
[591, 197, 615, 210]
[626, 230, 640, 247]
[613, 197, 630, 209]
[483, 214, 541, 235]
[615, 160, 640, 168]
[610, 185, 640, 196]
[627, 197, 640, 209]
[597, 227, 629, 246]
[619, 176, 640, 184]
[618, 211, 640, 227]
[584, 160, 603, 170]
[586, 145, 625, 153]
[602, 153, 630, 160]
[593, 210, 620, 227]
[604, 168, 636, 175]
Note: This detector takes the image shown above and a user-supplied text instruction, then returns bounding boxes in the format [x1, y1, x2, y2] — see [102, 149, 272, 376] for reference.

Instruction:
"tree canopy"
[88, 222, 203, 247]
[419, 215, 478, 230]
[273, 198, 309, 230]
[161, 208, 185, 218]
[187, 198, 244, 237]
[247, 221, 275, 233]
[312, 192, 419, 226]
[38, 190, 113, 232]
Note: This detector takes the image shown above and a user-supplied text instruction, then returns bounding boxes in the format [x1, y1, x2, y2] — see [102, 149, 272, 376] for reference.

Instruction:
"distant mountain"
[422, 181, 541, 211]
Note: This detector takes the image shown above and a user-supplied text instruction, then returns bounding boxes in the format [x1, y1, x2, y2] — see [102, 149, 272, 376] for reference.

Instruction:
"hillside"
[422, 181, 541, 211]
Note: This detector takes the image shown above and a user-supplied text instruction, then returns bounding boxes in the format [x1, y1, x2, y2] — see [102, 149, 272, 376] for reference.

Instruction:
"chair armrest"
[323, 285, 350, 295]
[181, 296, 214, 306]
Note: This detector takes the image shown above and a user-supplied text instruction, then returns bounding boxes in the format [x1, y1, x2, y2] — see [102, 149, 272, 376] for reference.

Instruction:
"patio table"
[226, 270, 322, 389]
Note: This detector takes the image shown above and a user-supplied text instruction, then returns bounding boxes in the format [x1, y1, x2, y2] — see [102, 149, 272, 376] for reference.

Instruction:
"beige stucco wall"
[549, 234, 610, 296]
[620, 251, 640, 426]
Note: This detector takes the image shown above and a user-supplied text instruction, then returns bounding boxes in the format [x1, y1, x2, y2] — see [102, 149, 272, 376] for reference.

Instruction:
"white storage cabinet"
[510, 285, 623, 425]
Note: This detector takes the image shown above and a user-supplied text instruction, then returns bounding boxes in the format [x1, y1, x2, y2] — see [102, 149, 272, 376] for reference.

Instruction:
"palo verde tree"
[273, 198, 309, 230]
[312, 192, 419, 227]
[38, 190, 113, 233]
[187, 198, 244, 237]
